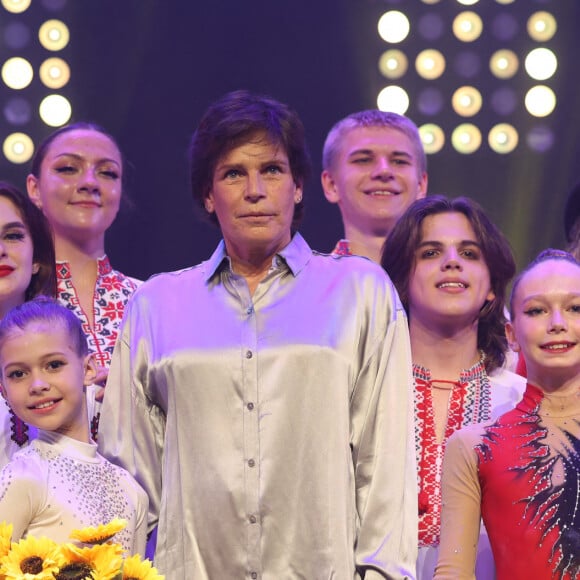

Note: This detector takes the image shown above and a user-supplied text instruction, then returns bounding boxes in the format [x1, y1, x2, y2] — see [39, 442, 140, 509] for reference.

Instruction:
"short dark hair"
[509, 248, 580, 320]
[0, 182, 56, 300]
[0, 297, 89, 359]
[382, 195, 516, 373]
[188, 90, 311, 228]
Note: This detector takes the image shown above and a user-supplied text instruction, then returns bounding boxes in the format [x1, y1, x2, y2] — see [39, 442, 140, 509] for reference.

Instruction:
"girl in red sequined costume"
[436, 250, 580, 580]
[382, 195, 525, 579]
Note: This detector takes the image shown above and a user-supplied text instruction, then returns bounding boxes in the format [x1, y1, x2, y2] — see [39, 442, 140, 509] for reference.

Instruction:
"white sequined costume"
[0, 429, 148, 555]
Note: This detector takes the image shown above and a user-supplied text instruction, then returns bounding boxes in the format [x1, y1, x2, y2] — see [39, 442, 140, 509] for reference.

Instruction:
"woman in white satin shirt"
[99, 90, 418, 579]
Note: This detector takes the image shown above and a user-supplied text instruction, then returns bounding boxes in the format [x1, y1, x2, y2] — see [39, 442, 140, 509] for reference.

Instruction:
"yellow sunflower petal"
[69, 518, 128, 545]
[0, 521, 13, 558]
[55, 543, 123, 580]
[0, 535, 62, 579]
[121, 554, 165, 580]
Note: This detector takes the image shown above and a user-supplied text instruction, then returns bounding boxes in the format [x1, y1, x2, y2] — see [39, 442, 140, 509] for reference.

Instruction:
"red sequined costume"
[436, 384, 580, 580]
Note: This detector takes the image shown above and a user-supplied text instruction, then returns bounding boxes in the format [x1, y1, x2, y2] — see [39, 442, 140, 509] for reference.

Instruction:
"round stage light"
[457, 0, 479, 5]
[378, 11, 410, 44]
[1, 0, 31, 13]
[452, 86, 482, 117]
[491, 12, 518, 41]
[488, 123, 518, 154]
[526, 126, 555, 153]
[419, 124, 445, 154]
[38, 19, 69, 51]
[378, 50, 408, 80]
[524, 48, 557, 81]
[416, 49, 445, 80]
[39, 57, 70, 89]
[3, 97, 32, 125]
[490, 49, 518, 79]
[453, 51, 481, 79]
[39, 94, 72, 126]
[3, 22, 31, 50]
[451, 123, 481, 154]
[1, 57, 33, 89]
[490, 87, 517, 116]
[377, 85, 409, 115]
[418, 13, 445, 41]
[528, 11, 557, 42]
[453, 11, 483, 42]
[417, 87, 444, 116]
[2, 132, 33, 164]
[525, 86, 556, 117]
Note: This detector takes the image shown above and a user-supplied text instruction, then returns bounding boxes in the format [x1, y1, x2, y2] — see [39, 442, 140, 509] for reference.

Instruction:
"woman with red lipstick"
[382, 195, 525, 579]
[436, 249, 580, 579]
[0, 182, 56, 467]
[26, 123, 140, 438]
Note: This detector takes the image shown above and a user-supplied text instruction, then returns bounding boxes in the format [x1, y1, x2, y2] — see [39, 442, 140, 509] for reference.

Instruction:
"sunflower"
[54, 543, 123, 580]
[0, 521, 13, 558]
[0, 535, 62, 579]
[120, 554, 164, 580]
[69, 518, 128, 545]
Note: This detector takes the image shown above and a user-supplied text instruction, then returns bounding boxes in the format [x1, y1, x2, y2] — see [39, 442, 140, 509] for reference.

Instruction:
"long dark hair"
[0, 182, 56, 300]
[382, 195, 516, 373]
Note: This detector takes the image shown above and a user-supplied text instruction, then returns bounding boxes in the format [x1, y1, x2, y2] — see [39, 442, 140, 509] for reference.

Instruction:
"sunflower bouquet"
[0, 519, 163, 580]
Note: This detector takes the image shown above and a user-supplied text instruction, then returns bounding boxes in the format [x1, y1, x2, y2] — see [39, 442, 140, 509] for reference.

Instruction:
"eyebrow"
[522, 292, 580, 302]
[417, 239, 481, 249]
[4, 351, 69, 367]
[216, 157, 290, 172]
[347, 148, 414, 159]
[54, 153, 121, 166]
[0, 221, 26, 232]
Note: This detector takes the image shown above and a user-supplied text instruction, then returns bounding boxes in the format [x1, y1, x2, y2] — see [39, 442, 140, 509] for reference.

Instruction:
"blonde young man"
[321, 110, 428, 262]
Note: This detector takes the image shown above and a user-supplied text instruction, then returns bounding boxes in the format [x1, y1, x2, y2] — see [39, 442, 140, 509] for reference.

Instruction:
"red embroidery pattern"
[56, 257, 139, 368]
[331, 239, 352, 256]
[56, 256, 139, 440]
[414, 360, 492, 547]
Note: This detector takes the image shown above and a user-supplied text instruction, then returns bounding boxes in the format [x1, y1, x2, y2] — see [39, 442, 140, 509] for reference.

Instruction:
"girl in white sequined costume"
[0, 298, 147, 555]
